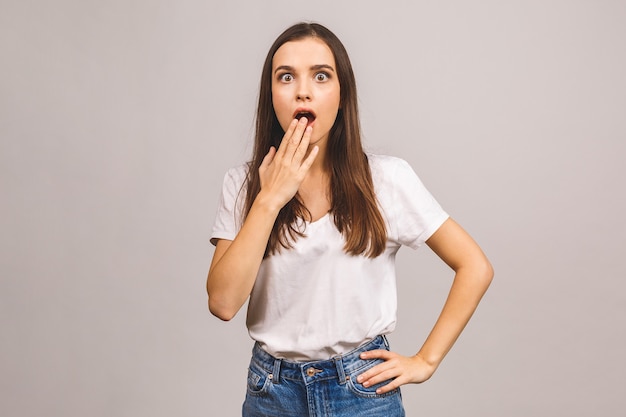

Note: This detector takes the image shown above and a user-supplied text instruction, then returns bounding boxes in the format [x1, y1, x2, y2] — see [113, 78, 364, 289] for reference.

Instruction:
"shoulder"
[366, 153, 406, 167]
[221, 163, 250, 189]
[366, 153, 415, 182]
[366, 153, 433, 202]
[216, 162, 251, 209]
[224, 162, 249, 180]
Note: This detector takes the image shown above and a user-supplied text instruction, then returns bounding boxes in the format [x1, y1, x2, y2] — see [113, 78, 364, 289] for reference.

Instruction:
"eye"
[315, 72, 329, 82]
[279, 73, 293, 82]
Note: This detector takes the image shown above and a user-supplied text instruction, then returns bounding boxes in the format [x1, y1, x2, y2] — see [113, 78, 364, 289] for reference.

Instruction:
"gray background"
[1, 0, 624, 416]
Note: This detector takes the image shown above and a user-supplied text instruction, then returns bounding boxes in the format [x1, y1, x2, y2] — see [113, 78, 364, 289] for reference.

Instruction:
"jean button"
[306, 368, 316, 377]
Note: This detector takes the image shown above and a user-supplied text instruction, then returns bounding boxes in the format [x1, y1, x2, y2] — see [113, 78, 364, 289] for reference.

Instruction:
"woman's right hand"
[207, 117, 319, 321]
[257, 117, 319, 210]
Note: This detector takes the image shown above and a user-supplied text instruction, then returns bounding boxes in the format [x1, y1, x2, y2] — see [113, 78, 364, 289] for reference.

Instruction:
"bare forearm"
[207, 118, 319, 320]
[416, 263, 493, 367]
[357, 219, 493, 393]
[206, 194, 280, 320]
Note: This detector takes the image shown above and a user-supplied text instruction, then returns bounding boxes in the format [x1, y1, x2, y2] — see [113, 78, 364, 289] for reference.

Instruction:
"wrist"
[253, 191, 283, 217]
[414, 351, 443, 369]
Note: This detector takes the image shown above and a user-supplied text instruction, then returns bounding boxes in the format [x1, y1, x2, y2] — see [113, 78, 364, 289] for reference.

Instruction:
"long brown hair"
[244, 22, 387, 258]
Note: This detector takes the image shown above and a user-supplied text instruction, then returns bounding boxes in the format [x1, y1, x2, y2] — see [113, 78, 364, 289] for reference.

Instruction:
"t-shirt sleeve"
[391, 158, 449, 249]
[210, 166, 247, 246]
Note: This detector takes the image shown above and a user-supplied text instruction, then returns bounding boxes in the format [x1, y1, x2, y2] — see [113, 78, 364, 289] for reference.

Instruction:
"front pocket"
[346, 375, 400, 398]
[246, 366, 272, 396]
[345, 357, 400, 399]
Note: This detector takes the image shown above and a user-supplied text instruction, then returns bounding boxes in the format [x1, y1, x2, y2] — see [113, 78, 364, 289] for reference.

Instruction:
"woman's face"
[271, 37, 341, 149]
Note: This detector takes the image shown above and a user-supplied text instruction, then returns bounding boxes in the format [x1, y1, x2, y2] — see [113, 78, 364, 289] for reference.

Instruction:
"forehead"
[272, 37, 336, 70]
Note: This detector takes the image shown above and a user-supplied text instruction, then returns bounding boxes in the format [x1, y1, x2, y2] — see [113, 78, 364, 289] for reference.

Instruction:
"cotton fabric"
[211, 154, 448, 360]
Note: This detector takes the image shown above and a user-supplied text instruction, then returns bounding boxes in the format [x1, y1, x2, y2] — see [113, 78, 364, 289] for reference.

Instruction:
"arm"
[207, 118, 318, 321]
[357, 218, 494, 393]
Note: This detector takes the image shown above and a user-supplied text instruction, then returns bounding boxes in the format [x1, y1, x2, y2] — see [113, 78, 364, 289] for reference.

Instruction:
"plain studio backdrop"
[1, 1, 624, 416]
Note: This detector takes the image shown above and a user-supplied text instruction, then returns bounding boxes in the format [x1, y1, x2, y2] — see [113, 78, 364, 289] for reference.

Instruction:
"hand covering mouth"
[293, 110, 316, 123]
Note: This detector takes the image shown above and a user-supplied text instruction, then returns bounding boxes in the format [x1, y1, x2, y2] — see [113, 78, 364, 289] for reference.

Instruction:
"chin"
[310, 135, 329, 147]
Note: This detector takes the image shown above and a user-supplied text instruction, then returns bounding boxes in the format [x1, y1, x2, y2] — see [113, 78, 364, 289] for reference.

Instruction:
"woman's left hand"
[356, 350, 438, 394]
[356, 218, 493, 395]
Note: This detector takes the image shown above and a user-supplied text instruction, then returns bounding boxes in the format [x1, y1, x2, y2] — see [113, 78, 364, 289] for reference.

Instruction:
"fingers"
[292, 125, 314, 165]
[356, 350, 429, 395]
[260, 146, 276, 169]
[276, 117, 311, 161]
[357, 350, 398, 391]
[275, 119, 299, 157]
[360, 349, 393, 360]
[256, 117, 317, 209]
[357, 363, 403, 395]
[298, 144, 319, 173]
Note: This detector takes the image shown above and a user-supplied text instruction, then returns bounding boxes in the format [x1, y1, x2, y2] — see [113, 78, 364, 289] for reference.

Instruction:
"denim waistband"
[250, 335, 389, 385]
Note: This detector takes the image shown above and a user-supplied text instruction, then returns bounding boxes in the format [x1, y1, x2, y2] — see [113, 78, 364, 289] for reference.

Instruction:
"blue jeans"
[242, 335, 405, 417]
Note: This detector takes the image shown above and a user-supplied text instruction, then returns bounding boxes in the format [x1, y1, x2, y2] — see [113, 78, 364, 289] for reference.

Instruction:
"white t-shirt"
[211, 154, 449, 361]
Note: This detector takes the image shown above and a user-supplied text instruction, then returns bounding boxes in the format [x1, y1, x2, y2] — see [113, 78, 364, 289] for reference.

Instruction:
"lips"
[293, 109, 316, 124]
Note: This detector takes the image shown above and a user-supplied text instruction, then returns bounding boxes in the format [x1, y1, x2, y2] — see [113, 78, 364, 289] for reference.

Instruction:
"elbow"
[208, 296, 238, 321]
[206, 276, 239, 321]
[211, 309, 236, 322]
[460, 257, 493, 291]
[480, 258, 494, 288]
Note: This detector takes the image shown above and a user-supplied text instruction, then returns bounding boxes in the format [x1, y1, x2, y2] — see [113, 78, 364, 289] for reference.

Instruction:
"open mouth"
[294, 110, 316, 124]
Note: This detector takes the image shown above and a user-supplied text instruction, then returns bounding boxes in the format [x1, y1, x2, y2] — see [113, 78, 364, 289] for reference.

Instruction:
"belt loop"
[334, 355, 347, 385]
[272, 358, 282, 384]
[381, 334, 390, 349]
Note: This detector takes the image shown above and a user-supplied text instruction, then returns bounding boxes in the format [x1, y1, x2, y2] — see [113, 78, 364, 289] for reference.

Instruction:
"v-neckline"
[305, 211, 331, 225]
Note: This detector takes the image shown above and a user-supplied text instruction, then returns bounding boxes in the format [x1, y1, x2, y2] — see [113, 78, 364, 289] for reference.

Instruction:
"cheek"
[322, 86, 341, 111]
[272, 91, 290, 116]
[323, 92, 341, 121]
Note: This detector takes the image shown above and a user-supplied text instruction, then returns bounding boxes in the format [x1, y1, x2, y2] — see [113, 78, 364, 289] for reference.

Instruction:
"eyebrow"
[273, 64, 336, 74]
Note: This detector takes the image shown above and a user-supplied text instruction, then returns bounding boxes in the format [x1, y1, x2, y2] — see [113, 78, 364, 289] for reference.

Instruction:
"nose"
[296, 79, 312, 101]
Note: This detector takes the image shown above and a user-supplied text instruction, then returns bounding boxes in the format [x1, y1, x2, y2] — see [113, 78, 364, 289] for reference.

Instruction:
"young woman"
[207, 22, 493, 417]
